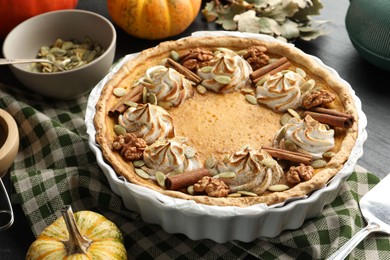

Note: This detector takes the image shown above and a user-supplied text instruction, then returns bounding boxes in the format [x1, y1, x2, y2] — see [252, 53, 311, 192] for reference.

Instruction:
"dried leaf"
[258, 17, 281, 35]
[292, 0, 323, 21]
[291, 0, 312, 9]
[234, 10, 262, 33]
[279, 19, 300, 39]
[299, 28, 327, 41]
[202, 0, 328, 41]
[202, 2, 218, 23]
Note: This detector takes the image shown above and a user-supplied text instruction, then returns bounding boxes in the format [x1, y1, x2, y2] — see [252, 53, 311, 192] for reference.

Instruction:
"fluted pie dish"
[86, 32, 366, 242]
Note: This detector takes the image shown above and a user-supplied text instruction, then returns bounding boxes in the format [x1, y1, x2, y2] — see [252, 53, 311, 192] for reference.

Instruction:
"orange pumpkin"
[0, 0, 78, 38]
[107, 0, 202, 40]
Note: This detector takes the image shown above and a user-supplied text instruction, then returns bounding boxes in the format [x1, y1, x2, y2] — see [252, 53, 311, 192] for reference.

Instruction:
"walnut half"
[301, 89, 336, 109]
[179, 48, 214, 71]
[112, 133, 147, 161]
[194, 176, 230, 197]
[286, 163, 314, 185]
[243, 45, 269, 70]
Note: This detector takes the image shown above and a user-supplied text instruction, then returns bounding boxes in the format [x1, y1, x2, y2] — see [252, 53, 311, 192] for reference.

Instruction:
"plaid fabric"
[1, 83, 390, 260]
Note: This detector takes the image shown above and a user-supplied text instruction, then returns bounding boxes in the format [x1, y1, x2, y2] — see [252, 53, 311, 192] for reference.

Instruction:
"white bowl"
[2, 9, 116, 100]
[85, 31, 367, 243]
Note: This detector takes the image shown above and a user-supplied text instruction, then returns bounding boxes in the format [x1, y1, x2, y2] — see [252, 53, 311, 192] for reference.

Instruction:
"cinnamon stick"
[310, 107, 354, 120]
[166, 58, 202, 84]
[262, 146, 313, 165]
[109, 84, 144, 115]
[250, 57, 289, 82]
[303, 108, 354, 128]
[165, 168, 211, 190]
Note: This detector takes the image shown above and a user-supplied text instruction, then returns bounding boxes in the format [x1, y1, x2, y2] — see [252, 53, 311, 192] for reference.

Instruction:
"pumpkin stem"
[61, 205, 93, 255]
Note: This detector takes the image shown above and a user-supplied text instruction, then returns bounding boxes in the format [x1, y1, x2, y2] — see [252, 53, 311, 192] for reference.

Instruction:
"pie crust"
[94, 36, 358, 207]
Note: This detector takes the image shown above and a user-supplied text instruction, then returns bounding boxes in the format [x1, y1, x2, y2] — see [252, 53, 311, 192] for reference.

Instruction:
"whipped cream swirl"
[118, 103, 174, 145]
[139, 65, 194, 107]
[256, 70, 305, 112]
[217, 146, 283, 195]
[196, 48, 252, 93]
[274, 115, 335, 159]
[143, 137, 201, 174]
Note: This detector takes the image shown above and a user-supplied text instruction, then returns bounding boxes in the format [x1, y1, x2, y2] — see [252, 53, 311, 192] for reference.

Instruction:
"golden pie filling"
[94, 36, 358, 207]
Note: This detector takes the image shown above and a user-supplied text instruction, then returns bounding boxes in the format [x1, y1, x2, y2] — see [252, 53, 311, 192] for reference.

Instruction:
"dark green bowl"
[346, 0, 390, 71]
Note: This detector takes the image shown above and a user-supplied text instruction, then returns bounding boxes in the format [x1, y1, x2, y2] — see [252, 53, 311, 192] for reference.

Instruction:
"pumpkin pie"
[93, 36, 358, 207]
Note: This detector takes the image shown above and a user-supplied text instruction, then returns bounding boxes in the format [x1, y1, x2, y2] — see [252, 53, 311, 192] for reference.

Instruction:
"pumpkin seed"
[85, 50, 97, 63]
[114, 124, 126, 136]
[31, 37, 104, 73]
[237, 191, 258, 197]
[255, 74, 270, 86]
[275, 126, 287, 143]
[283, 140, 297, 151]
[208, 168, 219, 176]
[142, 87, 148, 103]
[300, 79, 315, 93]
[113, 87, 127, 97]
[196, 85, 207, 95]
[222, 154, 230, 163]
[228, 193, 242, 198]
[50, 47, 67, 56]
[133, 160, 145, 168]
[322, 151, 335, 160]
[124, 100, 138, 107]
[236, 49, 248, 56]
[245, 94, 258, 105]
[170, 50, 180, 61]
[241, 88, 254, 94]
[69, 55, 81, 63]
[287, 108, 301, 119]
[135, 168, 150, 179]
[205, 156, 217, 169]
[311, 159, 327, 169]
[215, 171, 236, 179]
[40, 46, 50, 56]
[142, 77, 153, 84]
[158, 101, 173, 110]
[261, 158, 277, 167]
[280, 113, 292, 125]
[200, 66, 214, 73]
[214, 75, 231, 84]
[147, 92, 158, 105]
[184, 146, 196, 158]
[295, 67, 306, 78]
[155, 171, 166, 188]
[141, 166, 154, 175]
[61, 41, 74, 50]
[268, 184, 289, 192]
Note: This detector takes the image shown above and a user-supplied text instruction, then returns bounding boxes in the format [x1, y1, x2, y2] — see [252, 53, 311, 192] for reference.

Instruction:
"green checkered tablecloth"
[1, 83, 390, 260]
